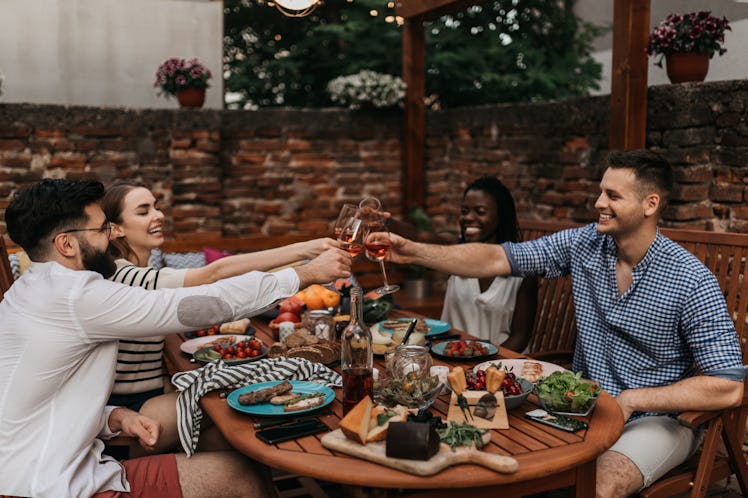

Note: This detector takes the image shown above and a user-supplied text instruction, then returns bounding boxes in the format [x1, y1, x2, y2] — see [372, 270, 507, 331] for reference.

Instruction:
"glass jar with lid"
[303, 309, 335, 342]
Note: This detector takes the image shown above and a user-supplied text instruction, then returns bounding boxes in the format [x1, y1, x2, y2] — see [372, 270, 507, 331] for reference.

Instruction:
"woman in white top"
[102, 181, 337, 453]
[439, 177, 537, 351]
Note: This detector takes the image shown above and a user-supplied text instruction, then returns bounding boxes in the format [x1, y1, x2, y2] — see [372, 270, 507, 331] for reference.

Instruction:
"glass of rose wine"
[337, 217, 364, 259]
[363, 215, 400, 295]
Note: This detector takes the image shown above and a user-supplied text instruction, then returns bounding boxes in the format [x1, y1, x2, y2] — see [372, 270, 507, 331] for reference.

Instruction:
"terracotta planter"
[665, 52, 710, 84]
[176, 87, 206, 108]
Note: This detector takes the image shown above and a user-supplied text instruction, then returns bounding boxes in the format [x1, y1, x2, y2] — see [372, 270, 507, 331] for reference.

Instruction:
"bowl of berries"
[468, 365, 533, 410]
[193, 337, 267, 365]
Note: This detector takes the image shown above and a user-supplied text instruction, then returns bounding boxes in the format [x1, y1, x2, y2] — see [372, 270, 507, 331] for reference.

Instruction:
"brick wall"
[1, 79, 747, 242]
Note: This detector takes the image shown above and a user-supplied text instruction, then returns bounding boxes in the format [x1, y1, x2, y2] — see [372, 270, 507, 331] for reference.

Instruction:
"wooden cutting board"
[447, 391, 508, 429]
[320, 429, 518, 476]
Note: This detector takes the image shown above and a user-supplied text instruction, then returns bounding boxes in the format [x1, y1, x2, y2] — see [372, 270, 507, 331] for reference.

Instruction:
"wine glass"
[363, 215, 400, 295]
[337, 217, 364, 259]
[332, 203, 359, 237]
[323, 204, 360, 293]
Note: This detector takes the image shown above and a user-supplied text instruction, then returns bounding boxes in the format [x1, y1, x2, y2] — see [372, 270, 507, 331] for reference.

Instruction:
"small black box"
[385, 421, 440, 460]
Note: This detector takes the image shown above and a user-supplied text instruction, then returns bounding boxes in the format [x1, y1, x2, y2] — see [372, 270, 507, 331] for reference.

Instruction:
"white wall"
[0, 0, 223, 109]
[574, 0, 748, 94]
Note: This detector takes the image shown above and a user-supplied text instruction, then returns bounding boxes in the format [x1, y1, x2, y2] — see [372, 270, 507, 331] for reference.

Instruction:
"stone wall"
[1, 79, 747, 242]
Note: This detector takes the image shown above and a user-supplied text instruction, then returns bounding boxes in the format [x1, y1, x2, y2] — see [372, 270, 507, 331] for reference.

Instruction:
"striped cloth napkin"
[172, 357, 342, 456]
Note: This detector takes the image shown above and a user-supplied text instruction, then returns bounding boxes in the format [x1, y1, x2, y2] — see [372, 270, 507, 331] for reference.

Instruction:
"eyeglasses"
[56, 221, 112, 239]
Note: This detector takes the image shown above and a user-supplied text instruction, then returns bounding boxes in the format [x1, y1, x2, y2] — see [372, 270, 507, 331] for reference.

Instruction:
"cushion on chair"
[163, 252, 206, 269]
[204, 247, 233, 264]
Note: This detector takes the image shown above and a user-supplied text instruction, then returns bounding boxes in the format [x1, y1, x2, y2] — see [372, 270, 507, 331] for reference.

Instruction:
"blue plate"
[430, 340, 498, 361]
[377, 318, 452, 338]
[226, 380, 336, 416]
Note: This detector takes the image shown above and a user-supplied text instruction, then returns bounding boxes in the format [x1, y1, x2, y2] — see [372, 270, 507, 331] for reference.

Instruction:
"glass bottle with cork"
[340, 286, 373, 414]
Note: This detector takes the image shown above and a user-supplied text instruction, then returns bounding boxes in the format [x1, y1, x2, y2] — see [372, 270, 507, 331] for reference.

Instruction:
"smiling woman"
[99, 181, 339, 454]
[439, 177, 537, 352]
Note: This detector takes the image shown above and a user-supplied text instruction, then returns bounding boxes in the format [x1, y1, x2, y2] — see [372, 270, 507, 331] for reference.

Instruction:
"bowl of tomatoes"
[468, 367, 533, 410]
[430, 339, 498, 360]
[193, 337, 267, 365]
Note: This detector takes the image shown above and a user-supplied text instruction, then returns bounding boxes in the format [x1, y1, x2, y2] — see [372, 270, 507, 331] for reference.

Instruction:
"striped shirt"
[109, 259, 187, 395]
[503, 224, 743, 418]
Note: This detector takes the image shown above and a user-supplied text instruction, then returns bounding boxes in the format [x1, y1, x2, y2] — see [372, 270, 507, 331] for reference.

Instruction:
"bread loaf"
[220, 318, 250, 334]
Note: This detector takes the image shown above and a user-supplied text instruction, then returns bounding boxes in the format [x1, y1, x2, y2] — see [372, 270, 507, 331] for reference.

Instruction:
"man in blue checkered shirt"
[376, 150, 744, 497]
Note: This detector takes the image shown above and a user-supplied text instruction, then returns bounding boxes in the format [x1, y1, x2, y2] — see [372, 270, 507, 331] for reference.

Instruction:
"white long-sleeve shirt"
[0, 261, 298, 498]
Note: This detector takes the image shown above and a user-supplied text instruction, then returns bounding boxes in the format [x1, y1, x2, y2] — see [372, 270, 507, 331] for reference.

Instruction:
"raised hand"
[300, 237, 341, 259]
[295, 248, 352, 288]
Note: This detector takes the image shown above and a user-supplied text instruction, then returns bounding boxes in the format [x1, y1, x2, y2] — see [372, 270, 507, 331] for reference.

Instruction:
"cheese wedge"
[339, 396, 374, 445]
[365, 407, 408, 443]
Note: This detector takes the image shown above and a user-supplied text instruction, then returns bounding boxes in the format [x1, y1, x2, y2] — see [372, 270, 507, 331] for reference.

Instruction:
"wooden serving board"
[446, 391, 508, 429]
[320, 429, 518, 476]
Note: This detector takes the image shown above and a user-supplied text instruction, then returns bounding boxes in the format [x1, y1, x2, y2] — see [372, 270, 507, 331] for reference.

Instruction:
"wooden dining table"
[164, 310, 624, 498]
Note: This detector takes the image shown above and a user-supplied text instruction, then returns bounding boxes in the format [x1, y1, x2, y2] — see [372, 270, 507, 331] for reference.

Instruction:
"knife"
[253, 415, 321, 429]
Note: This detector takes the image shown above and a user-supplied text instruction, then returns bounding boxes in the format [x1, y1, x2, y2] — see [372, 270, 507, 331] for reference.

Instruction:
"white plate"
[180, 335, 239, 355]
[474, 359, 567, 382]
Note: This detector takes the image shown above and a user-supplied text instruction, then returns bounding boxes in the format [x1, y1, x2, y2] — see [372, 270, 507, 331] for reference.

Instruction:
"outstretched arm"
[372, 232, 513, 278]
[615, 375, 744, 421]
[182, 238, 339, 287]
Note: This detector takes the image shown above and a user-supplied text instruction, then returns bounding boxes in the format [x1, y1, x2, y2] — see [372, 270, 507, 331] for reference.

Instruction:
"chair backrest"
[518, 219, 578, 356]
[661, 228, 748, 362]
[0, 237, 14, 301]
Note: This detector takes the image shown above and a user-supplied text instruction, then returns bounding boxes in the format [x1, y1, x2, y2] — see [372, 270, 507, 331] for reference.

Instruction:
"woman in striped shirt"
[103, 181, 336, 453]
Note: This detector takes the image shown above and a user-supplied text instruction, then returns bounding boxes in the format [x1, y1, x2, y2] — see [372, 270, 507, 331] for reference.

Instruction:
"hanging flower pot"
[176, 87, 206, 108]
[665, 52, 710, 83]
[646, 11, 731, 84]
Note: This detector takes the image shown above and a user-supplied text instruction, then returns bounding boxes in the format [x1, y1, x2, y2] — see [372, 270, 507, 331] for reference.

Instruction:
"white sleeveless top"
[440, 274, 524, 345]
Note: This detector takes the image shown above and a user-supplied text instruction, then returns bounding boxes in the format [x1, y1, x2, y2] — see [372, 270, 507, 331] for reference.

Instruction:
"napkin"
[172, 357, 342, 456]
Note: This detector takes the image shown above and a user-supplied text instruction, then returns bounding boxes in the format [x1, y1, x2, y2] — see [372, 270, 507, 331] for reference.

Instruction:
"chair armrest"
[676, 410, 720, 428]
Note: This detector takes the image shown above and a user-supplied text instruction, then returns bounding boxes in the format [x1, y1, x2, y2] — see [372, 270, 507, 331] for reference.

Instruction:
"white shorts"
[608, 415, 700, 488]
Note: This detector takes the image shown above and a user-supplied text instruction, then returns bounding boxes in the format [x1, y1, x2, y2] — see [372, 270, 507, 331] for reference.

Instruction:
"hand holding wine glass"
[363, 214, 400, 295]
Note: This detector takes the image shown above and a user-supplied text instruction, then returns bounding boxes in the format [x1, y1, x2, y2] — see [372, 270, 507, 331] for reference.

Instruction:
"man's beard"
[80, 239, 117, 279]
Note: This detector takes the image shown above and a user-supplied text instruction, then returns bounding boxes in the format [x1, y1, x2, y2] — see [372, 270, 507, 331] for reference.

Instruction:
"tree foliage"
[223, 0, 602, 109]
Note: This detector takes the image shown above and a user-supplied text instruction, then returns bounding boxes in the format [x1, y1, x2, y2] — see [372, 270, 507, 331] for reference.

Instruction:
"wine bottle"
[340, 286, 373, 415]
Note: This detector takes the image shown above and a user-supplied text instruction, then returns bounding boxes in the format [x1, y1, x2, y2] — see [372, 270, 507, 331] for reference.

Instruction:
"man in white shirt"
[0, 179, 351, 498]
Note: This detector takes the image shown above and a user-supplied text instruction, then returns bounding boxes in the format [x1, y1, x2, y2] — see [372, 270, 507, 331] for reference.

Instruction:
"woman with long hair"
[440, 176, 536, 351]
[102, 181, 337, 453]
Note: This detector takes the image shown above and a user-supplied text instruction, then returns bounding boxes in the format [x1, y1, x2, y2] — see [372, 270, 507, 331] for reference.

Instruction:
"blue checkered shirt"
[503, 224, 742, 418]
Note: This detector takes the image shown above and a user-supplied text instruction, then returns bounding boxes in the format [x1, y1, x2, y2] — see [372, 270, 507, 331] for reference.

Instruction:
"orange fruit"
[321, 288, 340, 308]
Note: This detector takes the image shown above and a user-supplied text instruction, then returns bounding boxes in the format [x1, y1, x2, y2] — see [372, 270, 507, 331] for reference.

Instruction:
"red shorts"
[93, 454, 183, 498]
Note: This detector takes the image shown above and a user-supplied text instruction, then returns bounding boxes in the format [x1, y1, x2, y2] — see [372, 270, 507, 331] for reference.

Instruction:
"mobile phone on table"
[524, 409, 588, 432]
[256, 419, 329, 444]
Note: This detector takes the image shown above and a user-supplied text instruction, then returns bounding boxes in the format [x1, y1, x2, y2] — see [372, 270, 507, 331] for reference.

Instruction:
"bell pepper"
[486, 365, 506, 394]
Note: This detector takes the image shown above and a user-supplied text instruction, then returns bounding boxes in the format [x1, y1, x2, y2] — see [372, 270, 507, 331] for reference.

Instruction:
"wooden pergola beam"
[609, 0, 650, 150]
[401, 17, 426, 214]
[396, 0, 650, 213]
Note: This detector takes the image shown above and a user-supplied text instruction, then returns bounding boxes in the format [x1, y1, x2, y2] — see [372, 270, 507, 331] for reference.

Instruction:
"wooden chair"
[0, 236, 14, 301]
[640, 228, 748, 498]
[518, 219, 578, 367]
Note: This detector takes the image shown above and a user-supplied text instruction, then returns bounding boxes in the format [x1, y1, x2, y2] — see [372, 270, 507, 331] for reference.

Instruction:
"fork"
[447, 366, 473, 422]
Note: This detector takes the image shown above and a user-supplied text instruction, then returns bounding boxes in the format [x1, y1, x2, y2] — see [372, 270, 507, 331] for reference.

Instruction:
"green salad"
[535, 371, 600, 413]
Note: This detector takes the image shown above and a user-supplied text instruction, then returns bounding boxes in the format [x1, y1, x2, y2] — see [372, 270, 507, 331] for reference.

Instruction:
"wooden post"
[402, 17, 425, 214]
[609, 0, 650, 150]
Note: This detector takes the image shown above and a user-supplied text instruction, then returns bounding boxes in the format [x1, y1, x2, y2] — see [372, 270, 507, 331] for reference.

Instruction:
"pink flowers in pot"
[154, 58, 212, 98]
[646, 11, 731, 67]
